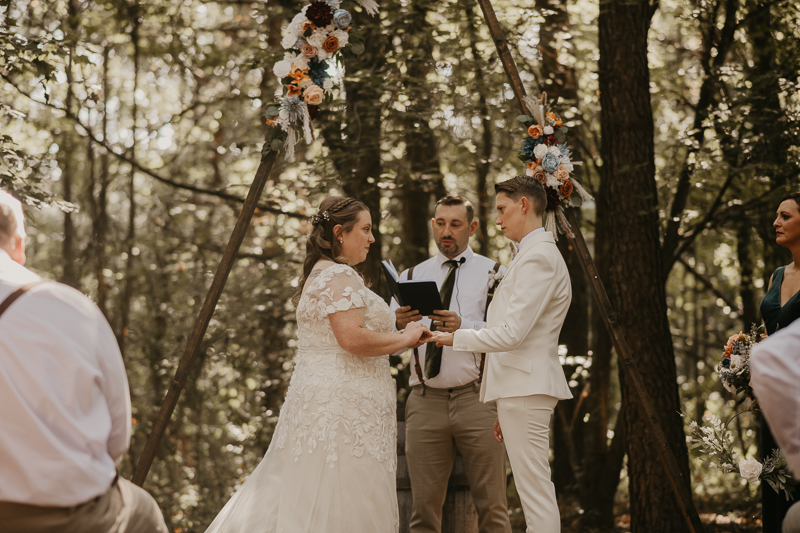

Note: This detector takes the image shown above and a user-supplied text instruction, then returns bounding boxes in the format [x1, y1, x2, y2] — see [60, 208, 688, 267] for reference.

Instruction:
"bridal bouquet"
[684, 413, 796, 500]
[263, 0, 378, 160]
[516, 94, 593, 239]
[715, 325, 766, 402]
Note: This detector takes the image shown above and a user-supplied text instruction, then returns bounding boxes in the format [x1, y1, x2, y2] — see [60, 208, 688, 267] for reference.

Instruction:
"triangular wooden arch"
[133, 3, 705, 532]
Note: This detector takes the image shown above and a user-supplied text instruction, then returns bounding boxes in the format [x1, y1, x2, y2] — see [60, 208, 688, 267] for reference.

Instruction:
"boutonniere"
[488, 269, 504, 289]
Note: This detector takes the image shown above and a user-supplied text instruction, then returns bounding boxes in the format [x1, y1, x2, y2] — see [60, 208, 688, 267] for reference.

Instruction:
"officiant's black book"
[381, 260, 443, 316]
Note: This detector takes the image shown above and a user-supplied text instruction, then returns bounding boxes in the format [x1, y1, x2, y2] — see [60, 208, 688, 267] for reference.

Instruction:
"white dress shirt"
[0, 249, 131, 506]
[751, 320, 800, 476]
[390, 246, 507, 388]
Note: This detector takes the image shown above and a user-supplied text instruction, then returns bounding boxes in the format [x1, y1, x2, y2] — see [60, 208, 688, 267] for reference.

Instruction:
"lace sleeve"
[303, 264, 368, 320]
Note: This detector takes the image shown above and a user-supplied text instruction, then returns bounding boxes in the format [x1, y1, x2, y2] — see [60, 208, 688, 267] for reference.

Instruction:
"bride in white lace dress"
[205, 196, 430, 533]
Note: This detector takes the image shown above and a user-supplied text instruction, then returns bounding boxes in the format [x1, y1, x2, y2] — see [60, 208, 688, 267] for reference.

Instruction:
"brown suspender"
[410, 262, 501, 389]
[0, 281, 48, 320]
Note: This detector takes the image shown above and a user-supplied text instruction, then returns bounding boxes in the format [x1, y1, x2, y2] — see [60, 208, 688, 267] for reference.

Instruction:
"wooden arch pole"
[474, 1, 706, 532]
[132, 150, 278, 486]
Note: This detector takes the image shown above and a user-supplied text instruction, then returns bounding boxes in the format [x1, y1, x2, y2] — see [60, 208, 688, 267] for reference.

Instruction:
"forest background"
[2, 0, 799, 530]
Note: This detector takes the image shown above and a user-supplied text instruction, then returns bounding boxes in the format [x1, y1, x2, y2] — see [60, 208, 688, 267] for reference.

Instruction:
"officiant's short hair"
[495, 176, 547, 217]
[435, 195, 474, 223]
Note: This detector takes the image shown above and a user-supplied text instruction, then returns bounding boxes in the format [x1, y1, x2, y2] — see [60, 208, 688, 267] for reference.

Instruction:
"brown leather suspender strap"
[478, 262, 502, 384]
[0, 280, 48, 320]
[408, 266, 427, 390]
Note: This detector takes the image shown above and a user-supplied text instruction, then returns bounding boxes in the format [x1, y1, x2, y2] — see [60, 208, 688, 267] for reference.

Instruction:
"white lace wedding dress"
[205, 263, 399, 533]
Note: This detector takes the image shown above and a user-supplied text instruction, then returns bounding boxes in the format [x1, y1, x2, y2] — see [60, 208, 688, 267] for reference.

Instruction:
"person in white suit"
[430, 175, 572, 532]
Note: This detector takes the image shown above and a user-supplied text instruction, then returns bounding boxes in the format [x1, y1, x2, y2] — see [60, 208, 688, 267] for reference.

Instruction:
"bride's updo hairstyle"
[293, 196, 369, 305]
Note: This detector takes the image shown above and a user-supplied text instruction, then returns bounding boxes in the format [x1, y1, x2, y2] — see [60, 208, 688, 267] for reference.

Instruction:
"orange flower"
[547, 110, 562, 127]
[528, 124, 543, 139]
[532, 167, 547, 185]
[292, 69, 308, 83]
[559, 179, 573, 198]
[322, 35, 339, 54]
[265, 116, 278, 127]
[302, 20, 315, 33]
[527, 160, 539, 171]
[287, 84, 302, 96]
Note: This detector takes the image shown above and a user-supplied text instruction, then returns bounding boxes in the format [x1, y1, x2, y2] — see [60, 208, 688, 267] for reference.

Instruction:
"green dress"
[758, 266, 800, 532]
[760, 266, 800, 335]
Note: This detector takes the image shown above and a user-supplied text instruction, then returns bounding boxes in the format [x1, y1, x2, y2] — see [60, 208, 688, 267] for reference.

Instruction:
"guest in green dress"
[759, 192, 800, 533]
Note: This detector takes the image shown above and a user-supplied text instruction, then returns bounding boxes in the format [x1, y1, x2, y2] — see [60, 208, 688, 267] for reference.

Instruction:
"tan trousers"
[405, 383, 512, 533]
[496, 394, 559, 533]
[0, 478, 168, 533]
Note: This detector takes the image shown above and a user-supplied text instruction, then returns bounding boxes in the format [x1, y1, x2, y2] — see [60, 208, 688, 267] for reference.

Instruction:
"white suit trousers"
[496, 395, 559, 533]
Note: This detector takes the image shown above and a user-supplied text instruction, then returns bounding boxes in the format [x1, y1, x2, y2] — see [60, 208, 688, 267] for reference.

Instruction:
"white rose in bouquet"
[738, 457, 763, 483]
[282, 32, 298, 49]
[273, 60, 292, 78]
[332, 29, 349, 48]
[533, 144, 549, 160]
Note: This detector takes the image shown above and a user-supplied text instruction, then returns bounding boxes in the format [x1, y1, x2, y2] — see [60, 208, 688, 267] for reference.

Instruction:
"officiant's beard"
[436, 237, 460, 258]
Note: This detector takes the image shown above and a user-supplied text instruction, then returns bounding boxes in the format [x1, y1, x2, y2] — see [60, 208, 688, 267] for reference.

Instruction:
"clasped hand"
[402, 321, 434, 349]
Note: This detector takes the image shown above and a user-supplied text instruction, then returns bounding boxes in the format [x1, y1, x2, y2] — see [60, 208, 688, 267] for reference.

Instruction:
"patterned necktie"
[424, 259, 459, 379]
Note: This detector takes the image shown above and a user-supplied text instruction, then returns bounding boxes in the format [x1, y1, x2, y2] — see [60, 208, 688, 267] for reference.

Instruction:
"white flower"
[298, 77, 314, 89]
[547, 145, 561, 155]
[273, 60, 292, 78]
[722, 463, 734, 472]
[487, 269, 504, 288]
[543, 125, 554, 135]
[307, 31, 327, 49]
[690, 421, 698, 429]
[533, 144, 549, 160]
[323, 78, 334, 90]
[738, 458, 763, 483]
[282, 32, 298, 49]
[332, 29, 349, 48]
[709, 462, 717, 468]
[292, 55, 309, 71]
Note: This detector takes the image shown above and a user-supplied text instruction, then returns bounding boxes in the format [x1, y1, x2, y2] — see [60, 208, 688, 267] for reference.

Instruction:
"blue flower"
[559, 144, 570, 156]
[308, 57, 330, 87]
[542, 153, 560, 173]
[333, 9, 352, 30]
[519, 137, 543, 160]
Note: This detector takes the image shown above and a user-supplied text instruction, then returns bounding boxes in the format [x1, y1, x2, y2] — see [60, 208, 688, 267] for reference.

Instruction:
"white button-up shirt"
[390, 247, 506, 388]
[0, 249, 131, 506]
[751, 320, 800, 476]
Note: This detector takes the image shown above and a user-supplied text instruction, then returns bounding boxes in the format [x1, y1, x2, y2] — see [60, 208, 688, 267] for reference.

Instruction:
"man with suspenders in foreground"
[391, 195, 511, 533]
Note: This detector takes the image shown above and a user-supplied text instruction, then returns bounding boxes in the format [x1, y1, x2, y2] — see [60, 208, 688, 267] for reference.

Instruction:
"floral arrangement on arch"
[517, 94, 593, 239]
[262, 0, 378, 160]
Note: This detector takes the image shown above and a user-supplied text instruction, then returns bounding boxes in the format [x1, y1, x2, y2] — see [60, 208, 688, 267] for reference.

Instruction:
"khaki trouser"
[405, 382, 512, 533]
[0, 477, 168, 533]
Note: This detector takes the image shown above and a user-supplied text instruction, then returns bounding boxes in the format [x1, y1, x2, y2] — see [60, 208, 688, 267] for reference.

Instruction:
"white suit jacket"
[453, 231, 573, 403]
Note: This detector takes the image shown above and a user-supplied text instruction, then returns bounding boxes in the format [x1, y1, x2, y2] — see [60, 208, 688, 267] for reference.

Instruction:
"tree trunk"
[60, 0, 80, 288]
[119, 8, 140, 358]
[399, 0, 444, 268]
[320, 11, 386, 287]
[598, 0, 692, 530]
[464, 3, 492, 257]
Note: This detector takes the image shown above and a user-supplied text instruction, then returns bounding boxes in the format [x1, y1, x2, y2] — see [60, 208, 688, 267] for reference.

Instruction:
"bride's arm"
[329, 307, 429, 357]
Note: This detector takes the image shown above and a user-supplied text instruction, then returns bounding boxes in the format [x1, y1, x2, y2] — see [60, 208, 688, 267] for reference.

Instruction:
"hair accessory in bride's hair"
[310, 210, 330, 226]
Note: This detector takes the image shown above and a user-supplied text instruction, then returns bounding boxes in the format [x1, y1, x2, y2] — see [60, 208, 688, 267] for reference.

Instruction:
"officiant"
[391, 195, 511, 533]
